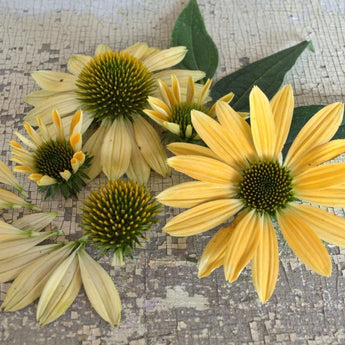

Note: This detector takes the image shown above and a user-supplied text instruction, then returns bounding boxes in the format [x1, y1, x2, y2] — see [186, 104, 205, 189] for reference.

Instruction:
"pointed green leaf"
[211, 41, 312, 111]
[171, 0, 218, 79]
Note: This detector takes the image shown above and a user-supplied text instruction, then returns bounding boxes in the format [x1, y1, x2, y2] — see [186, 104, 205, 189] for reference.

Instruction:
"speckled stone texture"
[1, 1, 345, 344]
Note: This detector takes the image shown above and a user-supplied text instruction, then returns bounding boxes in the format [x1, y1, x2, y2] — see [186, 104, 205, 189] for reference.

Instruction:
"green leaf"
[171, 0, 218, 79]
[282, 105, 325, 156]
[211, 41, 312, 112]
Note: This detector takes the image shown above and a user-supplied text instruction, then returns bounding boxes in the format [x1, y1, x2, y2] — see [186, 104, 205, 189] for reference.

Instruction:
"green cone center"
[76, 51, 154, 123]
[34, 140, 73, 182]
[170, 102, 207, 139]
[238, 161, 293, 215]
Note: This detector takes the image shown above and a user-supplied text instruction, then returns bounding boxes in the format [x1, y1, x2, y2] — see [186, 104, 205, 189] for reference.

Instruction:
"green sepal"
[171, 0, 218, 79]
[211, 41, 312, 112]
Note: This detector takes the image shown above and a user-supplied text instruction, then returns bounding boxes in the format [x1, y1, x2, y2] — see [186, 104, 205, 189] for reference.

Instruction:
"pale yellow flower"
[158, 85, 345, 303]
[144, 75, 234, 141]
[11, 109, 90, 199]
[24, 43, 205, 184]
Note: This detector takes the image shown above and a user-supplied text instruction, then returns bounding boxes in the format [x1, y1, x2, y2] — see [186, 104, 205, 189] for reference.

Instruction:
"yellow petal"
[287, 203, 345, 247]
[70, 132, 82, 152]
[209, 92, 234, 113]
[60, 169, 72, 181]
[31, 71, 77, 92]
[95, 44, 111, 56]
[153, 69, 205, 85]
[294, 162, 345, 190]
[143, 109, 166, 126]
[29, 173, 43, 181]
[186, 76, 195, 103]
[163, 199, 243, 237]
[197, 79, 211, 105]
[14, 131, 38, 150]
[168, 155, 240, 184]
[69, 109, 83, 137]
[157, 181, 235, 208]
[249, 86, 277, 159]
[123, 42, 150, 60]
[73, 151, 85, 165]
[37, 250, 81, 325]
[252, 216, 278, 303]
[270, 85, 294, 156]
[143, 46, 187, 72]
[171, 75, 181, 103]
[36, 116, 51, 142]
[285, 102, 344, 169]
[37, 175, 57, 186]
[290, 139, 345, 175]
[133, 115, 170, 177]
[24, 122, 43, 146]
[78, 249, 121, 326]
[146, 96, 171, 118]
[67, 54, 92, 75]
[191, 110, 245, 169]
[167, 142, 219, 160]
[277, 207, 332, 276]
[223, 209, 262, 282]
[52, 109, 65, 142]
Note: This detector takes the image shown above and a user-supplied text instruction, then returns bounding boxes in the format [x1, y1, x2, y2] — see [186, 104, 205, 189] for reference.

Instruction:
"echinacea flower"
[24, 43, 205, 184]
[144, 75, 234, 142]
[81, 179, 161, 266]
[11, 109, 91, 199]
[157, 85, 345, 303]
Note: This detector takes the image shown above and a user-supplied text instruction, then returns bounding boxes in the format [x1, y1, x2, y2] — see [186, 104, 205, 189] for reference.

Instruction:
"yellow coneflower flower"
[11, 109, 91, 199]
[157, 85, 345, 303]
[144, 75, 234, 142]
[81, 179, 161, 266]
[24, 43, 205, 184]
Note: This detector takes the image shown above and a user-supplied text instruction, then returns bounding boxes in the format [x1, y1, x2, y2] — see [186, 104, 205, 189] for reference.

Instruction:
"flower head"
[81, 179, 161, 265]
[157, 85, 345, 303]
[25, 43, 205, 184]
[11, 109, 91, 199]
[144, 75, 234, 141]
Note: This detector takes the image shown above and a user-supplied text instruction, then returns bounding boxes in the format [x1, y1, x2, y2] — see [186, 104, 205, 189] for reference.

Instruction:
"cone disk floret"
[76, 51, 155, 123]
[238, 161, 294, 215]
[81, 180, 161, 258]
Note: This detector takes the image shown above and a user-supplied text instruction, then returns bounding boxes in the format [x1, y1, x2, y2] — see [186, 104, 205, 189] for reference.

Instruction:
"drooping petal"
[157, 181, 235, 208]
[31, 71, 77, 92]
[294, 162, 345, 190]
[249, 86, 277, 159]
[0, 160, 24, 194]
[78, 249, 121, 327]
[0, 188, 38, 210]
[252, 216, 278, 303]
[168, 155, 240, 185]
[163, 199, 243, 237]
[101, 118, 132, 181]
[223, 209, 262, 282]
[277, 207, 332, 276]
[132, 115, 170, 177]
[191, 110, 245, 169]
[285, 102, 344, 169]
[12, 212, 57, 232]
[67, 54, 92, 76]
[270, 85, 294, 156]
[287, 203, 345, 247]
[167, 142, 220, 160]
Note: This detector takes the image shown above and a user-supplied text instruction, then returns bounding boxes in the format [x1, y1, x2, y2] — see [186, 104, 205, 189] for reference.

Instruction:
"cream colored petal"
[157, 79, 176, 108]
[215, 101, 256, 161]
[67, 54, 92, 75]
[223, 209, 262, 282]
[0, 244, 58, 283]
[83, 122, 111, 181]
[123, 42, 149, 60]
[295, 185, 345, 208]
[60, 170, 72, 181]
[24, 89, 61, 106]
[249, 86, 277, 159]
[285, 102, 344, 169]
[167, 142, 220, 159]
[143, 109, 166, 126]
[24, 93, 80, 125]
[132, 115, 170, 177]
[0, 188, 37, 210]
[163, 121, 181, 136]
[163, 199, 243, 237]
[12, 212, 57, 232]
[287, 203, 345, 247]
[168, 155, 240, 184]
[101, 118, 132, 181]
[24, 122, 43, 146]
[191, 110, 245, 170]
[37, 175, 57, 186]
[290, 139, 345, 175]
[95, 44, 112, 56]
[78, 249, 121, 326]
[294, 162, 345, 190]
[270, 85, 294, 156]
[157, 181, 235, 208]
[37, 250, 81, 325]
[143, 46, 187, 72]
[153, 69, 205, 85]
[1, 243, 73, 311]
[147, 96, 171, 118]
[0, 160, 24, 194]
[14, 131, 38, 150]
[0, 221, 32, 242]
[124, 120, 151, 185]
[252, 216, 278, 303]
[277, 208, 332, 276]
[36, 116, 51, 142]
[31, 71, 77, 92]
[11, 155, 35, 169]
